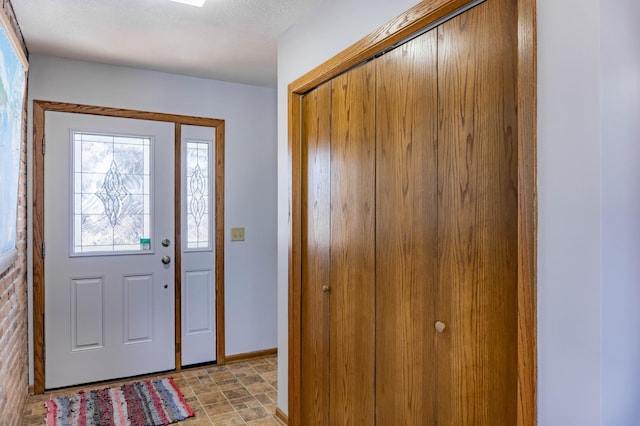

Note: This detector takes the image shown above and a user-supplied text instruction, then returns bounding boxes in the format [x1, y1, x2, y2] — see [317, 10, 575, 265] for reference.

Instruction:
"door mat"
[45, 377, 194, 426]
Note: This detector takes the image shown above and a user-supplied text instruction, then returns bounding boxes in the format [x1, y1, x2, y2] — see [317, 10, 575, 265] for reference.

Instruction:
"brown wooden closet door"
[329, 61, 376, 425]
[300, 82, 332, 425]
[374, 30, 439, 425]
[436, 0, 519, 424]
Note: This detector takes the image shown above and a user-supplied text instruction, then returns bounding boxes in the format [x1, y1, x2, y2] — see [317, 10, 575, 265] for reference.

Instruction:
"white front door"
[44, 112, 175, 389]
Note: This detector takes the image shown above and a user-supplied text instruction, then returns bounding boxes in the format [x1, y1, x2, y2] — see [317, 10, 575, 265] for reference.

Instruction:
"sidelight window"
[184, 140, 212, 250]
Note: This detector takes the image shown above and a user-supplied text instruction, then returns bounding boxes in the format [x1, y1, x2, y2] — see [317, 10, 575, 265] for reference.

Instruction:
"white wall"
[600, 0, 640, 424]
[537, 0, 603, 424]
[26, 55, 278, 384]
[276, 0, 421, 413]
[277, 0, 630, 424]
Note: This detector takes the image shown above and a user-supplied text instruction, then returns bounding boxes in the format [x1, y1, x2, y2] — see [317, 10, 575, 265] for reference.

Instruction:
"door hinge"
[42, 137, 46, 155]
[42, 242, 45, 259]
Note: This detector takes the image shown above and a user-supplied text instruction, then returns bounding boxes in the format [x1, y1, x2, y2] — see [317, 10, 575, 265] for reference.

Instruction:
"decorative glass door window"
[185, 140, 212, 250]
[72, 132, 152, 254]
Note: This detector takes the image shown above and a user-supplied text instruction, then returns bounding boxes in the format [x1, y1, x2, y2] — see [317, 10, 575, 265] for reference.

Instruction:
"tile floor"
[22, 355, 284, 425]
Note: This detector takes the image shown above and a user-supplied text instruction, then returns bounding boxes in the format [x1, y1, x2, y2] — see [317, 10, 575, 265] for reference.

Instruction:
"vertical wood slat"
[374, 31, 439, 425]
[436, 0, 519, 424]
[329, 61, 376, 426]
[300, 83, 332, 425]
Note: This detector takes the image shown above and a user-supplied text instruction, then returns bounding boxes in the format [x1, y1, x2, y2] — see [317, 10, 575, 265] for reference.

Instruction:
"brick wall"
[0, 0, 29, 424]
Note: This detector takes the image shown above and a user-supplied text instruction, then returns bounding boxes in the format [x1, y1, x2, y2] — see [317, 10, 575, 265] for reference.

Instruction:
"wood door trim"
[174, 123, 183, 371]
[290, 0, 476, 95]
[32, 100, 226, 393]
[287, 0, 537, 424]
[215, 122, 226, 365]
[516, 0, 537, 423]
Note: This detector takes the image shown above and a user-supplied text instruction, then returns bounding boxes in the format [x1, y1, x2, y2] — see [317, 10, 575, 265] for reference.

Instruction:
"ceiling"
[11, 0, 321, 87]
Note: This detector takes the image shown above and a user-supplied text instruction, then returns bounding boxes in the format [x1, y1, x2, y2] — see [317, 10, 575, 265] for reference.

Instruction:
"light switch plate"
[231, 227, 245, 241]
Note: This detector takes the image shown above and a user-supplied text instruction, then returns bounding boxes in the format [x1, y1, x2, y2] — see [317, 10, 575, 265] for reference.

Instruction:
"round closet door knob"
[435, 321, 446, 333]
[322, 285, 330, 293]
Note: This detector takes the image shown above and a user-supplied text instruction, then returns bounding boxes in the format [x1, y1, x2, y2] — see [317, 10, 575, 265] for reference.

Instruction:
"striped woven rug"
[45, 377, 194, 426]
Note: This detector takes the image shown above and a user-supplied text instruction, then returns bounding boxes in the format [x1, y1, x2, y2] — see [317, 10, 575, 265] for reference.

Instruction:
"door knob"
[435, 321, 446, 333]
[161, 255, 171, 265]
[322, 285, 330, 293]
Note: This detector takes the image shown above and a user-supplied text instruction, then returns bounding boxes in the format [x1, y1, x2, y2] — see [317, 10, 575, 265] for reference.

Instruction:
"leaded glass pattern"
[186, 140, 210, 249]
[72, 132, 151, 254]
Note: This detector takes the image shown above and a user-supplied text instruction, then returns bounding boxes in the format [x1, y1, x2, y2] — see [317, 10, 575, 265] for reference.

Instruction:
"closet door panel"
[330, 61, 376, 425]
[300, 82, 332, 425]
[375, 31, 439, 425]
[436, 0, 519, 424]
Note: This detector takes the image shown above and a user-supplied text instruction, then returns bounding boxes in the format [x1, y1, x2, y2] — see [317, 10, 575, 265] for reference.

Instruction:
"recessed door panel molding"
[184, 269, 213, 335]
[71, 277, 104, 351]
[123, 274, 154, 344]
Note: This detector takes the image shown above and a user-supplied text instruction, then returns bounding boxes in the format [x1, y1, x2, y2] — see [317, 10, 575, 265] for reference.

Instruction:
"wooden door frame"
[32, 100, 227, 394]
[287, 0, 537, 424]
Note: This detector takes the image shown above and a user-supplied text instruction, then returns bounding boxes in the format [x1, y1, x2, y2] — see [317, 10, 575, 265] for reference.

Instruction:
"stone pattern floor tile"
[22, 355, 285, 425]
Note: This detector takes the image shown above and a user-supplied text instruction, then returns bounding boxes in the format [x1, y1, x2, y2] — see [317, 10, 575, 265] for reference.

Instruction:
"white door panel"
[70, 277, 104, 350]
[184, 270, 212, 333]
[44, 112, 175, 388]
[123, 274, 154, 343]
[181, 125, 216, 366]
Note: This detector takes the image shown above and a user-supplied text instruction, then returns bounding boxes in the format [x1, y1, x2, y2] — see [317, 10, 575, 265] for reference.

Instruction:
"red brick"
[0, 2, 29, 424]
